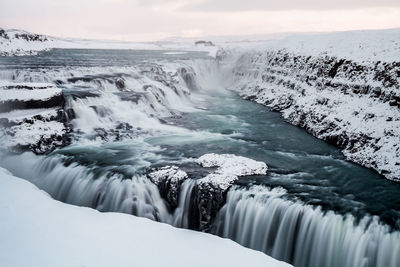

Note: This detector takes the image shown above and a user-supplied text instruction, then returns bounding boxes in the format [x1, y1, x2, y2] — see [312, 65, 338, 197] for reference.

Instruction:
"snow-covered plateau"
[0, 167, 291, 267]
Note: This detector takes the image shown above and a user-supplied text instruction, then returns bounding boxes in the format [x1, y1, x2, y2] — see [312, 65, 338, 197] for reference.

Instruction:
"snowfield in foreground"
[0, 167, 291, 267]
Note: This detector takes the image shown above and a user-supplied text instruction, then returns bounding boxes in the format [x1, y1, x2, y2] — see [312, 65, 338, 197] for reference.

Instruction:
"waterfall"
[213, 186, 400, 267]
[1, 153, 173, 223]
[173, 179, 198, 229]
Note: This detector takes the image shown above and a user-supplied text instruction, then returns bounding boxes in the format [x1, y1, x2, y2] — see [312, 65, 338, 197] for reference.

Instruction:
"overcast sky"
[1, 0, 400, 41]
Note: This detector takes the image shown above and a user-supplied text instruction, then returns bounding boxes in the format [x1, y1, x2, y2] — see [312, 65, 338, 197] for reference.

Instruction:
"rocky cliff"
[227, 37, 400, 181]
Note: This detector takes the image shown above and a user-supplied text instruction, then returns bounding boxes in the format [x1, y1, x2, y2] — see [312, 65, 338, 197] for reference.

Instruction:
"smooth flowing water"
[1, 49, 399, 267]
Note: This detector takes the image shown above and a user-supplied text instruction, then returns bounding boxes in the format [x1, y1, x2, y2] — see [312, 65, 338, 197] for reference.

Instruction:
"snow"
[0, 81, 56, 89]
[252, 29, 400, 63]
[148, 165, 188, 185]
[197, 153, 268, 190]
[0, 82, 62, 102]
[0, 108, 58, 121]
[0, 88, 62, 102]
[1, 120, 66, 147]
[0, 167, 291, 267]
[0, 81, 66, 153]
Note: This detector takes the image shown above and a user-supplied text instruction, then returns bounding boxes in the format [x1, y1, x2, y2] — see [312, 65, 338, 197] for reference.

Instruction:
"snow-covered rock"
[197, 153, 268, 190]
[148, 166, 189, 185]
[0, 28, 55, 56]
[195, 153, 268, 230]
[148, 166, 189, 208]
[0, 167, 291, 267]
[0, 82, 68, 154]
[148, 154, 268, 230]
[225, 32, 400, 182]
[0, 82, 63, 112]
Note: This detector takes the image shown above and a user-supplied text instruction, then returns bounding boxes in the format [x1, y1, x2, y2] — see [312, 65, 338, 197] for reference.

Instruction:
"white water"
[213, 186, 400, 267]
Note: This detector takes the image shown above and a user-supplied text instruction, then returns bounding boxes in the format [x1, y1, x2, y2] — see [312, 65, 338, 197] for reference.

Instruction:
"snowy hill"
[0, 28, 57, 56]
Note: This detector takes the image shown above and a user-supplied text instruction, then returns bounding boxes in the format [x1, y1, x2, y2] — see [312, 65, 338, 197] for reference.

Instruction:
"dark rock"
[0, 93, 64, 113]
[328, 59, 345, 78]
[194, 40, 215, 46]
[372, 87, 382, 97]
[196, 183, 228, 231]
[63, 89, 100, 100]
[115, 78, 125, 90]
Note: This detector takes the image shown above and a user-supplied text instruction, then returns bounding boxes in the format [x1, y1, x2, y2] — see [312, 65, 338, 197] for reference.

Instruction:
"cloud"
[181, 0, 400, 12]
[0, 0, 400, 41]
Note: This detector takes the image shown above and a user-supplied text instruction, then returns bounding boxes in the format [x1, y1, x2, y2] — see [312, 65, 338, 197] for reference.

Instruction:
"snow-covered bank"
[0, 167, 291, 267]
[224, 29, 400, 182]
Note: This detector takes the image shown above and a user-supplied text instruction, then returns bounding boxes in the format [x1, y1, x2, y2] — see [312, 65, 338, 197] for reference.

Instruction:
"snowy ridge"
[224, 32, 400, 181]
[0, 167, 291, 267]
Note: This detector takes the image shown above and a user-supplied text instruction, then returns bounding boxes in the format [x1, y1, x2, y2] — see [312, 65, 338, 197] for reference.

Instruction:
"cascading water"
[213, 186, 400, 267]
[1, 49, 400, 267]
[1, 152, 173, 222]
[173, 179, 198, 229]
